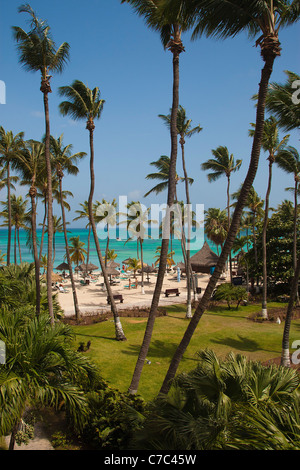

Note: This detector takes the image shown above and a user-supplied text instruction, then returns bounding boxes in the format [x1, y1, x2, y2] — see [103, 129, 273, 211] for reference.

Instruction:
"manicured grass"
[71, 302, 300, 401]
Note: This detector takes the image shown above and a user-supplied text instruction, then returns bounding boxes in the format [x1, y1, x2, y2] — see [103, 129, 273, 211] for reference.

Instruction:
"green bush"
[212, 283, 248, 309]
[79, 379, 146, 450]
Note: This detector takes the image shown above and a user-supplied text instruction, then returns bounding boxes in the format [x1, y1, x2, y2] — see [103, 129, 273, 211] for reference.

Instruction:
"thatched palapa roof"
[190, 241, 219, 273]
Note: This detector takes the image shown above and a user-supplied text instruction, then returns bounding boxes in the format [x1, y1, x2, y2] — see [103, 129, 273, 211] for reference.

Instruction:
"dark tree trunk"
[39, 197, 47, 262]
[261, 157, 273, 318]
[59, 173, 80, 322]
[281, 251, 300, 366]
[41, 80, 54, 325]
[29, 184, 41, 317]
[87, 122, 126, 341]
[6, 162, 11, 266]
[128, 30, 183, 394]
[160, 45, 279, 395]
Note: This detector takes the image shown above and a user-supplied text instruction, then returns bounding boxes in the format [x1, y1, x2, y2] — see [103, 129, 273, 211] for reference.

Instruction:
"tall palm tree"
[50, 134, 86, 322]
[126, 201, 156, 294]
[12, 4, 70, 324]
[68, 235, 87, 269]
[0, 126, 24, 266]
[58, 80, 126, 341]
[73, 201, 92, 267]
[159, 0, 299, 395]
[265, 70, 300, 132]
[122, 0, 192, 393]
[204, 207, 228, 255]
[159, 105, 202, 317]
[249, 117, 289, 318]
[94, 198, 118, 267]
[14, 139, 46, 317]
[0, 195, 28, 265]
[276, 146, 300, 275]
[202, 145, 242, 282]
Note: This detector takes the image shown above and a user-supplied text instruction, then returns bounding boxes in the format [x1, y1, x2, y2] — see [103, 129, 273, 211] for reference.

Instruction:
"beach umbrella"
[107, 260, 120, 268]
[79, 263, 98, 272]
[55, 262, 70, 271]
[41, 272, 62, 283]
[102, 266, 120, 282]
[122, 258, 132, 265]
[143, 264, 155, 282]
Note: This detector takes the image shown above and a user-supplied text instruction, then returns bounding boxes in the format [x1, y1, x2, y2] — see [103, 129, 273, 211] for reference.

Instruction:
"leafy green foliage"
[79, 379, 146, 450]
[212, 283, 248, 309]
[132, 350, 300, 450]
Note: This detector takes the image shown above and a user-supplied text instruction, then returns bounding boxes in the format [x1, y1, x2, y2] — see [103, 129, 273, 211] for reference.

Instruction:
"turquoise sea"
[0, 227, 216, 270]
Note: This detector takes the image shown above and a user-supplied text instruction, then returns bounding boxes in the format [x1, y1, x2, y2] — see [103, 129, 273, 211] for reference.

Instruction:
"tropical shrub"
[212, 283, 248, 309]
[79, 379, 146, 450]
[131, 350, 300, 450]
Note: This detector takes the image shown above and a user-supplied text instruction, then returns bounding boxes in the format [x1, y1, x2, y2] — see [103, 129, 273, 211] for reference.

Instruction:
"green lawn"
[71, 302, 300, 401]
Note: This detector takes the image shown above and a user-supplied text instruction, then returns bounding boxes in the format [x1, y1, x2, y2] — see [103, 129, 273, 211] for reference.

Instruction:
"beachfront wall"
[190, 241, 219, 274]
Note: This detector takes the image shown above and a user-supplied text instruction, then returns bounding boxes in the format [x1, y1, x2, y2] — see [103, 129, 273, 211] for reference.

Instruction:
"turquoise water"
[0, 227, 214, 270]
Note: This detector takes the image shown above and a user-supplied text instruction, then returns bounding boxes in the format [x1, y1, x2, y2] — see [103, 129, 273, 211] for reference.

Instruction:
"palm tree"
[68, 235, 87, 268]
[154, 245, 175, 268]
[127, 257, 142, 282]
[202, 145, 242, 282]
[0, 309, 98, 450]
[134, 350, 300, 450]
[0, 126, 23, 265]
[159, 0, 299, 395]
[73, 201, 92, 266]
[13, 4, 70, 324]
[276, 146, 300, 275]
[265, 70, 300, 132]
[50, 134, 86, 322]
[204, 208, 228, 255]
[58, 79, 126, 341]
[122, 0, 193, 393]
[94, 198, 118, 267]
[126, 201, 156, 294]
[13, 139, 46, 317]
[159, 105, 202, 317]
[249, 117, 289, 318]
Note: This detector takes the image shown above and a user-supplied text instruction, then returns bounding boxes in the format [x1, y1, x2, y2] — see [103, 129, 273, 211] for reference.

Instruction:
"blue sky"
[0, 0, 299, 228]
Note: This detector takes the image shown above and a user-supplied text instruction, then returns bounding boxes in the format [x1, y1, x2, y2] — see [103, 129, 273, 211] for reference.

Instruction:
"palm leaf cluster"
[133, 349, 300, 450]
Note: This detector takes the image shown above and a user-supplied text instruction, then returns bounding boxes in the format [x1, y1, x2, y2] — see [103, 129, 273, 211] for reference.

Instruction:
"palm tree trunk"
[281, 251, 300, 366]
[261, 158, 273, 318]
[180, 138, 193, 317]
[14, 228, 17, 264]
[29, 185, 41, 317]
[227, 176, 233, 284]
[41, 81, 54, 325]
[59, 175, 80, 322]
[128, 31, 182, 394]
[6, 162, 11, 266]
[140, 238, 145, 294]
[87, 122, 126, 341]
[293, 180, 299, 306]
[17, 228, 22, 263]
[39, 198, 47, 261]
[160, 46, 278, 395]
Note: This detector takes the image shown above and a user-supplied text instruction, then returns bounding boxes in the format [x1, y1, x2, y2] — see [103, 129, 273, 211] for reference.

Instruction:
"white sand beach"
[56, 269, 229, 317]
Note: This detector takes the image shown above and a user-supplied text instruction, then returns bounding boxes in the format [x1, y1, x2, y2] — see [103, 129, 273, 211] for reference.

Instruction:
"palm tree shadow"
[210, 335, 277, 353]
[122, 339, 198, 362]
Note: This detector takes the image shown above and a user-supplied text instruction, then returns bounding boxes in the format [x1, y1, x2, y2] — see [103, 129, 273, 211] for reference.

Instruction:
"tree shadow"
[210, 335, 278, 353]
[121, 339, 198, 362]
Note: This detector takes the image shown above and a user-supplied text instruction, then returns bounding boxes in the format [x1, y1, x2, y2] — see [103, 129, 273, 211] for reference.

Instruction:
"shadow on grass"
[211, 334, 278, 354]
[121, 339, 198, 363]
